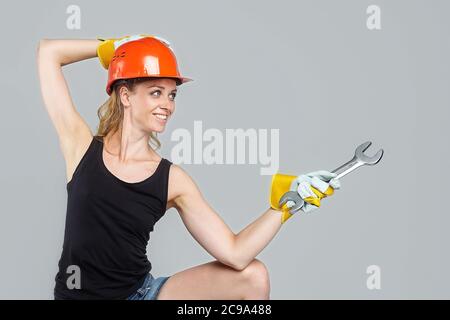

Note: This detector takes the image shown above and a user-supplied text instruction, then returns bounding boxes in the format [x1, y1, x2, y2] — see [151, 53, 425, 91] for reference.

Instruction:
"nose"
[162, 96, 174, 112]
[159, 105, 173, 116]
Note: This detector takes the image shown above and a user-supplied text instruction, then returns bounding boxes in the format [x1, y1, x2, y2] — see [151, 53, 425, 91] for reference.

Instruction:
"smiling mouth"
[153, 113, 168, 121]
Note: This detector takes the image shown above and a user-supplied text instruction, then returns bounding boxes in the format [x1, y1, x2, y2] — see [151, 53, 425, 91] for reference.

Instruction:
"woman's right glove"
[96, 34, 172, 69]
[269, 171, 341, 224]
[96, 34, 152, 69]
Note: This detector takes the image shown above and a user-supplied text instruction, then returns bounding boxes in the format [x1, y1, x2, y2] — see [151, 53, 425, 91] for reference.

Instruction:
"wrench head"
[355, 141, 384, 165]
[278, 191, 304, 214]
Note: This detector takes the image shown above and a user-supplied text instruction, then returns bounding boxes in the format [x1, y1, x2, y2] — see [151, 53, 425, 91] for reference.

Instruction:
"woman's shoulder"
[167, 163, 189, 183]
[166, 163, 199, 207]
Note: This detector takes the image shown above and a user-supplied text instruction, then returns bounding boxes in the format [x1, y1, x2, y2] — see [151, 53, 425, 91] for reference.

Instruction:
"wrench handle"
[331, 156, 363, 180]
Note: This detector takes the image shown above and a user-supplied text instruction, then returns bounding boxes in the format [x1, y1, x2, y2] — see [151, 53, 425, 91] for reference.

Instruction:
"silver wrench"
[278, 141, 384, 214]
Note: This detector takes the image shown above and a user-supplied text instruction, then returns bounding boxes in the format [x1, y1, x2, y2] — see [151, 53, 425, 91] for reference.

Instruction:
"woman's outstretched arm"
[36, 39, 98, 175]
[168, 164, 282, 271]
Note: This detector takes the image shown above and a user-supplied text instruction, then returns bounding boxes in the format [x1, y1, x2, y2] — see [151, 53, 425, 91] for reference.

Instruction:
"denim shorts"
[126, 273, 170, 300]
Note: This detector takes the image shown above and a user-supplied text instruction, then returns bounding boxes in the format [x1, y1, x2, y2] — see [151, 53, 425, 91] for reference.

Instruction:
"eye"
[150, 90, 177, 101]
[151, 90, 161, 97]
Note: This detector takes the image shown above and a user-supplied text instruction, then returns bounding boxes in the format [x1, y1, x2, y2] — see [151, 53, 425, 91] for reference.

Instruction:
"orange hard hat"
[106, 36, 193, 95]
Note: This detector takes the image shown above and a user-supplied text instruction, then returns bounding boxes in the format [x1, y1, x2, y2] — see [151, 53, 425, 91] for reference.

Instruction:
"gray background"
[0, 0, 448, 299]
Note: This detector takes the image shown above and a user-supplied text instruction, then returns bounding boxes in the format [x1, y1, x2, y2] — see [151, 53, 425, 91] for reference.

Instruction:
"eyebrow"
[146, 85, 177, 92]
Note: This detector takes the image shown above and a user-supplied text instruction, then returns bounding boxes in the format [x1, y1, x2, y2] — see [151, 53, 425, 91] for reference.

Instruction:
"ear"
[118, 85, 132, 107]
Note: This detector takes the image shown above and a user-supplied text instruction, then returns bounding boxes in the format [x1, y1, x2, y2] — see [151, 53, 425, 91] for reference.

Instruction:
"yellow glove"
[96, 34, 154, 69]
[269, 173, 297, 223]
[269, 171, 340, 224]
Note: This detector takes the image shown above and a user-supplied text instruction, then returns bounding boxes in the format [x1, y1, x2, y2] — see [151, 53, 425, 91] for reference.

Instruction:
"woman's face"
[124, 78, 178, 133]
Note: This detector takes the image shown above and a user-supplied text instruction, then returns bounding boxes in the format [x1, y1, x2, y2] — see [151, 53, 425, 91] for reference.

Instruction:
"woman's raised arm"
[36, 39, 99, 180]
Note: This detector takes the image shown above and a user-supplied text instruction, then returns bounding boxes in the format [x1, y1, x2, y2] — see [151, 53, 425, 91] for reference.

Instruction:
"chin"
[150, 125, 165, 134]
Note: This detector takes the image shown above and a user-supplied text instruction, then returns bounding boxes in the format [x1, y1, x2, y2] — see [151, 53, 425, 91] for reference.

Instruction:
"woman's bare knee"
[156, 260, 257, 300]
[240, 259, 271, 299]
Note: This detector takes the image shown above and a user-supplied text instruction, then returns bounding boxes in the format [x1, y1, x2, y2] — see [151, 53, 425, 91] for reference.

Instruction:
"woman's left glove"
[269, 171, 341, 224]
[286, 171, 341, 213]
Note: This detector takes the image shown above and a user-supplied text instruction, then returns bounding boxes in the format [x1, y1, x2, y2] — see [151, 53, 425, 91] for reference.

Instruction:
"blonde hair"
[95, 78, 162, 150]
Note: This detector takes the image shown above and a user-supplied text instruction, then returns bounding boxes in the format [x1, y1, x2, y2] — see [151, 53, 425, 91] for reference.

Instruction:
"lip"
[153, 113, 168, 123]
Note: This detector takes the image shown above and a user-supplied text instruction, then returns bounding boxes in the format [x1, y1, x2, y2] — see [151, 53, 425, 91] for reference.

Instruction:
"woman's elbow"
[220, 259, 246, 271]
[37, 39, 50, 61]
[221, 252, 247, 271]
[37, 39, 50, 53]
[37, 39, 59, 59]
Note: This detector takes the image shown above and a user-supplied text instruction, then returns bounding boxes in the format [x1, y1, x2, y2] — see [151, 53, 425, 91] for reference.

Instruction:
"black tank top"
[54, 136, 172, 300]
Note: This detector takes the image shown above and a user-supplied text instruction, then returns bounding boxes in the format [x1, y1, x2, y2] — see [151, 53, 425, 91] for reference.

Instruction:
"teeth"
[154, 114, 168, 120]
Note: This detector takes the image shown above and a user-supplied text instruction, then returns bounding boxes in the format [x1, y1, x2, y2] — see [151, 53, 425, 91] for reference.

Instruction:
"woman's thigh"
[156, 260, 263, 300]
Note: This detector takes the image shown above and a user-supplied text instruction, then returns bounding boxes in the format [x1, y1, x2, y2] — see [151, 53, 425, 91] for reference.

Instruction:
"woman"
[36, 35, 341, 300]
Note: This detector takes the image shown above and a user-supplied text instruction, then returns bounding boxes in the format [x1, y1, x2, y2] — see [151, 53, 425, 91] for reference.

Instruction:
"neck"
[104, 129, 156, 164]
